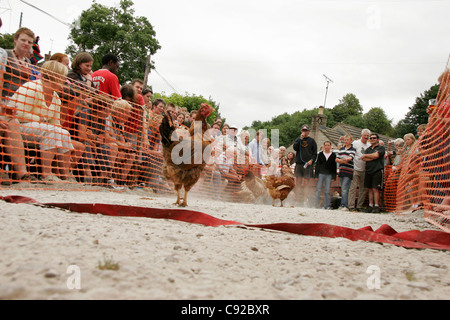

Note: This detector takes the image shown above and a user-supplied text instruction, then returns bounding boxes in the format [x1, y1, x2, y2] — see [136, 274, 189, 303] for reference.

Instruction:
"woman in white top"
[314, 141, 337, 209]
[11, 60, 74, 183]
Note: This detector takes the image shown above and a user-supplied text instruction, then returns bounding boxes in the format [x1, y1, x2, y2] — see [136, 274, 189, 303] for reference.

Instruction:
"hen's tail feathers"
[160, 114, 176, 148]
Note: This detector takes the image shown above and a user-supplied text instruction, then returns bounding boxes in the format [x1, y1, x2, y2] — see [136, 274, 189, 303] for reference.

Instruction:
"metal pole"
[323, 81, 329, 108]
[323, 74, 333, 108]
[143, 53, 151, 88]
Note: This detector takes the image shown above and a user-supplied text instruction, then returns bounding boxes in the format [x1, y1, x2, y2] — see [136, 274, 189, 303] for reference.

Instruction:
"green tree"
[344, 114, 366, 129]
[331, 93, 364, 123]
[394, 84, 439, 137]
[0, 33, 14, 49]
[251, 120, 262, 128]
[363, 107, 393, 136]
[67, 0, 161, 84]
[243, 107, 324, 147]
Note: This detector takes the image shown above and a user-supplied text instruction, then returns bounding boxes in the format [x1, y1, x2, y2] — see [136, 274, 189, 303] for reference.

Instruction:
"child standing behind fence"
[11, 60, 74, 183]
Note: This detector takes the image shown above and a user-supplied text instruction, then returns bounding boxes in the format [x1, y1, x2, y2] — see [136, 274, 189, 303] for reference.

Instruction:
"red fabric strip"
[2, 195, 449, 251]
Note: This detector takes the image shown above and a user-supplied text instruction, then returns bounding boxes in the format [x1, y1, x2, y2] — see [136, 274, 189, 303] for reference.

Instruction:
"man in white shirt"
[348, 129, 371, 211]
[248, 130, 266, 166]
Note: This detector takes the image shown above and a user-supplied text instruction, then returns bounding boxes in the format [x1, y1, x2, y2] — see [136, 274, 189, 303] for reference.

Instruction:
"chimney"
[318, 105, 324, 115]
[311, 106, 327, 140]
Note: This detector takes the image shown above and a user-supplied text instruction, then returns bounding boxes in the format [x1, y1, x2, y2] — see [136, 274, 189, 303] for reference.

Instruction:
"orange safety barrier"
[383, 63, 450, 232]
[0, 57, 264, 198]
[0, 56, 449, 232]
[0, 58, 140, 187]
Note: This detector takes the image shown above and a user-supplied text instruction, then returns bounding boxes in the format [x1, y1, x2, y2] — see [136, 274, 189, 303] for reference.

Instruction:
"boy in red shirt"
[92, 53, 121, 99]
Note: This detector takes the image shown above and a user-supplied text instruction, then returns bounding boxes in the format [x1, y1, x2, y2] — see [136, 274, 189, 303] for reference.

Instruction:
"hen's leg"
[174, 185, 182, 205]
[180, 189, 188, 207]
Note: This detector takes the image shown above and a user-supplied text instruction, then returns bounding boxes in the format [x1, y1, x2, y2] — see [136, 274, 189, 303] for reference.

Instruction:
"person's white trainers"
[107, 179, 124, 190]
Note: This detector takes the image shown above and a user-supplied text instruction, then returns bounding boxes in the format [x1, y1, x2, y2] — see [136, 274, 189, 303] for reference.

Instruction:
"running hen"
[159, 103, 214, 206]
[264, 172, 295, 207]
[242, 169, 268, 203]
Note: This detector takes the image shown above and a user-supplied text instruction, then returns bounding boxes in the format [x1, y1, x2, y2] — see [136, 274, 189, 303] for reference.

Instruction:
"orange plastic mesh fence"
[0, 58, 159, 189]
[0, 58, 341, 197]
[0, 57, 449, 232]
[383, 65, 450, 232]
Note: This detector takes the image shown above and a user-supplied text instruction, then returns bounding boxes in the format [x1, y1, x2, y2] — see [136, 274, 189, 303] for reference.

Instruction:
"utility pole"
[323, 74, 333, 108]
[143, 53, 151, 88]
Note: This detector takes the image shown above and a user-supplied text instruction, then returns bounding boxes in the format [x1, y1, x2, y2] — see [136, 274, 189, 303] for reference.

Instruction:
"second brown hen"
[264, 173, 295, 207]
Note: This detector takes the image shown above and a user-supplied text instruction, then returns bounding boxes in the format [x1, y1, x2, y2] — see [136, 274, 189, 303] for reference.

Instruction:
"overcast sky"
[1, 0, 449, 131]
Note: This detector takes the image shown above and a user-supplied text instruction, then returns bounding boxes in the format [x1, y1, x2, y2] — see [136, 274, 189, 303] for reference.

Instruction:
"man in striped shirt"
[336, 135, 356, 210]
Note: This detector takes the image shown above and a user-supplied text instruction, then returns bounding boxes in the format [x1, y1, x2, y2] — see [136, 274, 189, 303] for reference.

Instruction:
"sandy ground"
[0, 186, 449, 300]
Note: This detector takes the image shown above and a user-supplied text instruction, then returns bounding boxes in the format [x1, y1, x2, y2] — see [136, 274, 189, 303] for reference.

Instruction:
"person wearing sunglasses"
[361, 134, 386, 213]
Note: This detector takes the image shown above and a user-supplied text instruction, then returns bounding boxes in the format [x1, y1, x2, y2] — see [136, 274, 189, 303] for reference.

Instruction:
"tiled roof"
[326, 123, 394, 146]
[286, 122, 395, 152]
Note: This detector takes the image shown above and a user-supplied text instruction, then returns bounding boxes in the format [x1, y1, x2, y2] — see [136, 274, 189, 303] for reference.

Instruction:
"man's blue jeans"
[340, 176, 352, 208]
[315, 173, 332, 209]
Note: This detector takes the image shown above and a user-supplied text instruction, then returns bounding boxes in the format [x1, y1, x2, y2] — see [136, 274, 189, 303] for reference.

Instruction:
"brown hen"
[159, 103, 214, 206]
[242, 169, 269, 203]
[264, 173, 295, 207]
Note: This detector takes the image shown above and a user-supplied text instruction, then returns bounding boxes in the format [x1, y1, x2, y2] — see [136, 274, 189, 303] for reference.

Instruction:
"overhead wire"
[19, 0, 71, 27]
